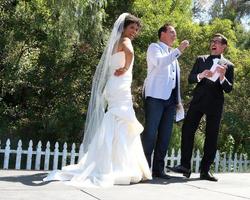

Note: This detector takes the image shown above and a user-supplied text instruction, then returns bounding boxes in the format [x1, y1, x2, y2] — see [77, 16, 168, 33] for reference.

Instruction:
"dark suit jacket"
[188, 55, 234, 115]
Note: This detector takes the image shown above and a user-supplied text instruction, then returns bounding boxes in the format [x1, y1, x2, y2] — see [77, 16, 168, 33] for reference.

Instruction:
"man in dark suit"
[167, 33, 234, 181]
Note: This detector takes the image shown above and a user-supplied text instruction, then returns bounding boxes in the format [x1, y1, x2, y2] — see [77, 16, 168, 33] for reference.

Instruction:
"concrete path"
[0, 170, 249, 200]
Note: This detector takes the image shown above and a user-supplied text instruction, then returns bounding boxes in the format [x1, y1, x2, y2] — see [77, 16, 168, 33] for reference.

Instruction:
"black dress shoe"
[166, 165, 191, 178]
[152, 172, 171, 180]
[200, 172, 218, 182]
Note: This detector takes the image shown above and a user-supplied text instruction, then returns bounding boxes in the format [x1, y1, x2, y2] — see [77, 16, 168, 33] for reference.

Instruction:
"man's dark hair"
[213, 33, 228, 45]
[124, 14, 141, 29]
[158, 23, 173, 39]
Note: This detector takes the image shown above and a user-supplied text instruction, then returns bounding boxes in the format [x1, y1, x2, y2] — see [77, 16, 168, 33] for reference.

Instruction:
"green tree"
[0, 0, 106, 146]
[0, 0, 249, 157]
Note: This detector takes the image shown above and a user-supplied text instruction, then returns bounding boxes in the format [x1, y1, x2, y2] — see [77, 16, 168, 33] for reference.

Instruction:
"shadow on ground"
[0, 172, 49, 186]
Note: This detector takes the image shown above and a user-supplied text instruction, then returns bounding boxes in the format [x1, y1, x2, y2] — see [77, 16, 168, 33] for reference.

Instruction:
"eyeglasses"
[210, 39, 222, 44]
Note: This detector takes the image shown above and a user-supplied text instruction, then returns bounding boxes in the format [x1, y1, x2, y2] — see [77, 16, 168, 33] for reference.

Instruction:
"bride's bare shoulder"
[121, 37, 131, 42]
[120, 37, 133, 52]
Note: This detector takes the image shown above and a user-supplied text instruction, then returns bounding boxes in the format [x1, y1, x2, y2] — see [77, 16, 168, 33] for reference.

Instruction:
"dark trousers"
[142, 92, 176, 174]
[181, 105, 222, 173]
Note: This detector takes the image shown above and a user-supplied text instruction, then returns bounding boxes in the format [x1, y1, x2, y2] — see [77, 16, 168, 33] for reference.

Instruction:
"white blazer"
[144, 42, 184, 121]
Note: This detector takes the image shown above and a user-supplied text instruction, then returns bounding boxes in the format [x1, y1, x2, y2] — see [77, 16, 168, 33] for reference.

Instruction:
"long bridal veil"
[82, 13, 129, 153]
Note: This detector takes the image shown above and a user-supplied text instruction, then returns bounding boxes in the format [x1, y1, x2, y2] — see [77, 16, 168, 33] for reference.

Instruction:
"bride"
[43, 13, 152, 187]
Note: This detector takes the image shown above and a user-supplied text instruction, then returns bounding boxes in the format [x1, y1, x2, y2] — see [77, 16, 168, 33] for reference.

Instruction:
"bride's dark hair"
[124, 14, 141, 29]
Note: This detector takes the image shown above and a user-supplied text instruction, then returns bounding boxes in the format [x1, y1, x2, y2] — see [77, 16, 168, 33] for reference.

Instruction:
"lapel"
[157, 41, 178, 71]
[158, 42, 181, 103]
[158, 42, 170, 54]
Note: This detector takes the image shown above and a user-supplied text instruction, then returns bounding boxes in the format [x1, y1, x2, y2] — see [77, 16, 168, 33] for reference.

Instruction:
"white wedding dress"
[44, 51, 152, 187]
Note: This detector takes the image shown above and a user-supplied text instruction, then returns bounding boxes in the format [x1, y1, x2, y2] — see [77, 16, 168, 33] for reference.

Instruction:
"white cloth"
[43, 52, 152, 187]
[207, 58, 221, 82]
[144, 42, 184, 122]
[209, 56, 231, 85]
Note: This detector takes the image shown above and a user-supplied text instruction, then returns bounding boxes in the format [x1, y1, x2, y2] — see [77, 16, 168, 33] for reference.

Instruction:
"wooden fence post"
[215, 150, 220, 173]
[35, 141, 42, 170]
[44, 142, 50, 170]
[26, 140, 33, 170]
[3, 139, 11, 169]
[53, 142, 59, 170]
[70, 143, 76, 165]
[62, 143, 67, 167]
[15, 140, 22, 170]
[195, 149, 200, 173]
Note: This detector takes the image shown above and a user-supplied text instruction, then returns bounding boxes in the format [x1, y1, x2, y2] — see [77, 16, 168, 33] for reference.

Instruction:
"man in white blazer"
[142, 23, 189, 179]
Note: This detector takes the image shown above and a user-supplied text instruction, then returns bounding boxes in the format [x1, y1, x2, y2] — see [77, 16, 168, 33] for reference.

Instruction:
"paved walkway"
[0, 170, 249, 200]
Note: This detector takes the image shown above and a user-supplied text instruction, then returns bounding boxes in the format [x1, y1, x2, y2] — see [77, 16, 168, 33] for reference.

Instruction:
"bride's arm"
[114, 37, 133, 76]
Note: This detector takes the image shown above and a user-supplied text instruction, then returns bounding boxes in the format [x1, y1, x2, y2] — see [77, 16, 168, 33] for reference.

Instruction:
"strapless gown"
[43, 51, 152, 187]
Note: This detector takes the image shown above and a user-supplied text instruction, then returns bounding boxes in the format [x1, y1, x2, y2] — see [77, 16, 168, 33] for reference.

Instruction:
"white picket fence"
[0, 139, 249, 172]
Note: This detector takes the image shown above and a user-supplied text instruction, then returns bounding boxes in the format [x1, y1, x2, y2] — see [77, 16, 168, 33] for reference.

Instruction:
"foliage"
[0, 0, 106, 146]
[0, 0, 249, 156]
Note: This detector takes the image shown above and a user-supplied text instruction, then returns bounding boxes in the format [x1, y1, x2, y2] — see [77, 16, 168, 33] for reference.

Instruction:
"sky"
[241, 15, 250, 31]
[193, 0, 250, 31]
